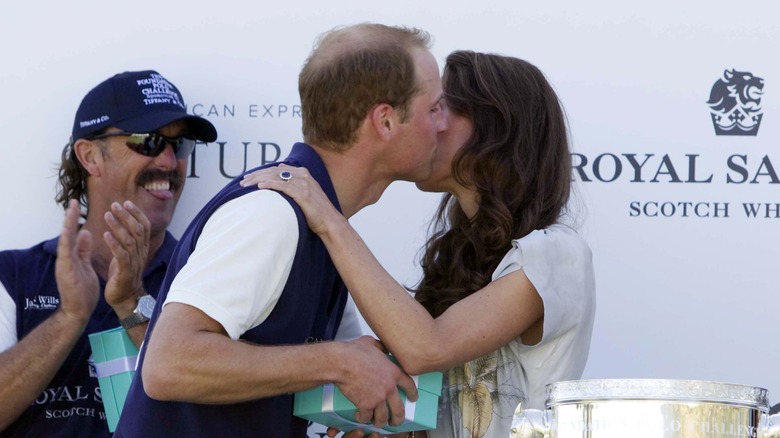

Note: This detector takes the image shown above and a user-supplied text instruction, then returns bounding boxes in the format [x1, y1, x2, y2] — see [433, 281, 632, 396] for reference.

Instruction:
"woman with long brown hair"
[244, 50, 595, 438]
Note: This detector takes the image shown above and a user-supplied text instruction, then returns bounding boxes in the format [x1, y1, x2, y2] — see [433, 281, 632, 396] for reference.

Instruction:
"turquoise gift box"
[88, 326, 139, 432]
[294, 356, 442, 434]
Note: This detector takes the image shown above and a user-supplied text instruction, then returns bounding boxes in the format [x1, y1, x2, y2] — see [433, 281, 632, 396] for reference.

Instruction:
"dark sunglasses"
[89, 131, 196, 158]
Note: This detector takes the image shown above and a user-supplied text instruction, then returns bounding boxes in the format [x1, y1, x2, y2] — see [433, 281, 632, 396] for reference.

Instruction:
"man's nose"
[438, 109, 449, 132]
[153, 144, 178, 170]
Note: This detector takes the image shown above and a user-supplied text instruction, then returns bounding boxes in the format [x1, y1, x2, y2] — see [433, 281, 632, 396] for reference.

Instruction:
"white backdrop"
[1, 1, 778, 434]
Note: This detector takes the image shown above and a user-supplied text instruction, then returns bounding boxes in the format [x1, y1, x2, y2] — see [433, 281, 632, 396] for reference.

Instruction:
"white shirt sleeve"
[0, 282, 17, 351]
[164, 190, 299, 340]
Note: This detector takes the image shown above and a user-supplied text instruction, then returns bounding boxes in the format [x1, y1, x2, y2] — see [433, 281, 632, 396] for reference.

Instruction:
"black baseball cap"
[71, 70, 217, 142]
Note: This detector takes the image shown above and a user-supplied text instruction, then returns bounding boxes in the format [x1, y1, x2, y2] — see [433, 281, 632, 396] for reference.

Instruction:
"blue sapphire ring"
[279, 171, 292, 182]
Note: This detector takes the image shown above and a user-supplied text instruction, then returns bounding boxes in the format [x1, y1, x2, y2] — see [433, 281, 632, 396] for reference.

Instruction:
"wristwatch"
[119, 295, 156, 330]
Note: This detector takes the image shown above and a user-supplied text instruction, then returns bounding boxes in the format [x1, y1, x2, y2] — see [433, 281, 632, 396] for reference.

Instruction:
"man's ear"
[369, 103, 396, 141]
[72, 139, 104, 177]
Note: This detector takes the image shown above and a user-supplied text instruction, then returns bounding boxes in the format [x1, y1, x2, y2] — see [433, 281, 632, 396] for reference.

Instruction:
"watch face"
[137, 295, 156, 318]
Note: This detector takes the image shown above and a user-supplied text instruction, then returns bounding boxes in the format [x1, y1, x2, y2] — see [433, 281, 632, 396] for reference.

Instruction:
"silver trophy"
[511, 379, 780, 437]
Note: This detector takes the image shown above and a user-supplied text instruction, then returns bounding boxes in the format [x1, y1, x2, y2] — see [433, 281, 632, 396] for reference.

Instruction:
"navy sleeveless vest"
[115, 143, 348, 438]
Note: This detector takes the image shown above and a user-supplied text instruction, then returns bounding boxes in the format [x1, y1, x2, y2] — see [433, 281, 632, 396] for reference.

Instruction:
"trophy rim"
[545, 378, 769, 408]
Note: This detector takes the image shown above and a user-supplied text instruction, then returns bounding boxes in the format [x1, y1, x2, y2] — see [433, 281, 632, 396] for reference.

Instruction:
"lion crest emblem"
[707, 69, 764, 136]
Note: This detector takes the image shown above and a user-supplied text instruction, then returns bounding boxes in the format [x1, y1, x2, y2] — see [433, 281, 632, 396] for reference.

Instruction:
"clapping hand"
[54, 199, 99, 324]
[103, 201, 150, 312]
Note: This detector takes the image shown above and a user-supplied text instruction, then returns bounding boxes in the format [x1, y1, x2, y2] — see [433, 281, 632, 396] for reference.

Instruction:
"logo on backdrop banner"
[707, 69, 764, 136]
[569, 67, 777, 220]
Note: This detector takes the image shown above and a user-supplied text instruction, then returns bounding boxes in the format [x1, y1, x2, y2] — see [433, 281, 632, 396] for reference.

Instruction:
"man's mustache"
[137, 169, 183, 191]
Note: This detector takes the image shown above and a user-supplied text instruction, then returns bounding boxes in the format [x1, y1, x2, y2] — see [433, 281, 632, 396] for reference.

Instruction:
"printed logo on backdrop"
[707, 69, 764, 136]
[571, 67, 777, 220]
[185, 102, 301, 179]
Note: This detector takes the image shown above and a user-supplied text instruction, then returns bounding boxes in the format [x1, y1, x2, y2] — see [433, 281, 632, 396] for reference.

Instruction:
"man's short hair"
[299, 23, 431, 151]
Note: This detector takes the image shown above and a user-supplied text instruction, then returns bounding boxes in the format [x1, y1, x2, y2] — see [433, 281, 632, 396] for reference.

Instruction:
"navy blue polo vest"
[115, 143, 348, 438]
[0, 233, 175, 438]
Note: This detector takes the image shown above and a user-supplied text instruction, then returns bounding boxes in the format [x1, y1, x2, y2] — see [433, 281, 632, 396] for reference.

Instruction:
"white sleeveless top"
[429, 224, 596, 438]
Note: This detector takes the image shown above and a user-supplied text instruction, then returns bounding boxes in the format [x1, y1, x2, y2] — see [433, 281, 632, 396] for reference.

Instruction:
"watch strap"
[120, 311, 149, 330]
[119, 295, 153, 330]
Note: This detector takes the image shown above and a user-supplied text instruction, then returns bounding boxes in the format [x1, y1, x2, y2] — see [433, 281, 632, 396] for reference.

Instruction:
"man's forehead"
[413, 51, 442, 87]
[160, 120, 188, 132]
[105, 119, 188, 134]
[417, 75, 443, 102]
[153, 120, 190, 136]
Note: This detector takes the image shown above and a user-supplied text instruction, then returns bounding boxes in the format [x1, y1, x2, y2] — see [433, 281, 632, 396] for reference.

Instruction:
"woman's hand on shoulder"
[240, 164, 343, 235]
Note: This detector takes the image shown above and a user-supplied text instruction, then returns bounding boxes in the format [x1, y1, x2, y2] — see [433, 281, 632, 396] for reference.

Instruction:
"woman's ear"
[72, 139, 104, 177]
[369, 103, 396, 141]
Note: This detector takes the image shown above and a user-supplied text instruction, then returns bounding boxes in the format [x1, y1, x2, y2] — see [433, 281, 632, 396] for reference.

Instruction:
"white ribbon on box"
[321, 376, 419, 434]
[94, 355, 138, 378]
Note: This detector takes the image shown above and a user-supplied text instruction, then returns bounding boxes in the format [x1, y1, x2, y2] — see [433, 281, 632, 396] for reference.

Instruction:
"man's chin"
[145, 212, 174, 236]
[414, 181, 434, 192]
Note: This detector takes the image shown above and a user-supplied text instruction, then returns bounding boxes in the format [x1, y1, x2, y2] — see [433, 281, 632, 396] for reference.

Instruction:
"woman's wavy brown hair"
[414, 51, 572, 317]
